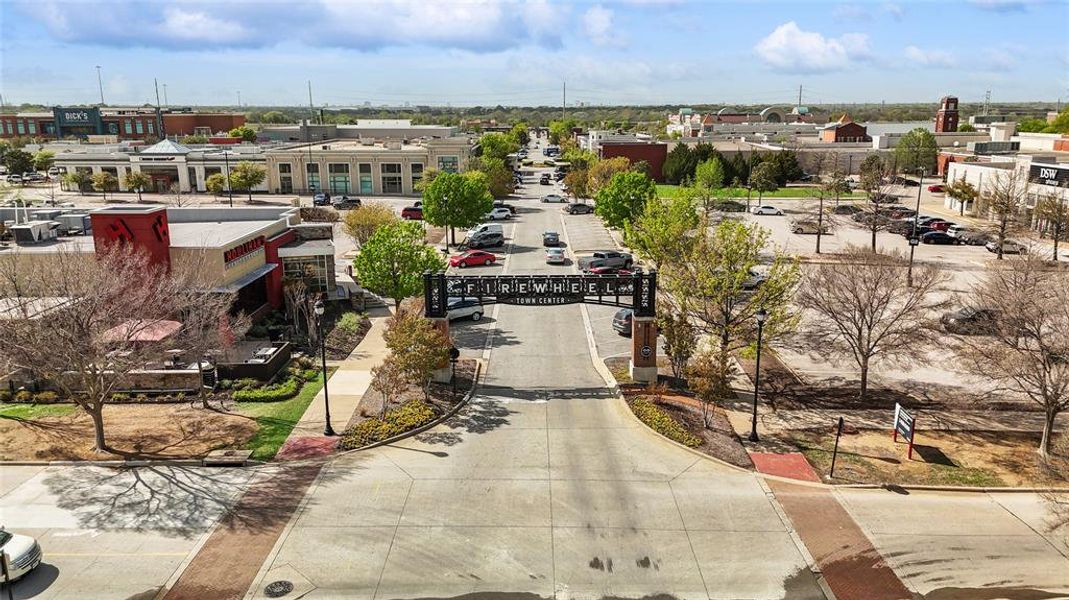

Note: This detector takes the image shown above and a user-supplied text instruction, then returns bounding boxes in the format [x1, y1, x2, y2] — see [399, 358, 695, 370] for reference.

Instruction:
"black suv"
[332, 196, 361, 210]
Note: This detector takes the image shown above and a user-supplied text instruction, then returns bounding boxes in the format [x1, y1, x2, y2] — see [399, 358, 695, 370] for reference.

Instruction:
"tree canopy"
[229, 125, 257, 142]
[421, 171, 494, 245]
[594, 171, 657, 229]
[2, 149, 33, 175]
[479, 132, 519, 161]
[229, 161, 266, 202]
[353, 221, 445, 307]
[895, 127, 938, 174]
[624, 193, 698, 270]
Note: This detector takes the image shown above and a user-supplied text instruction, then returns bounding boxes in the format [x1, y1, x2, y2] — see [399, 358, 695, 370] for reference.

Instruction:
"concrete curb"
[333, 360, 483, 455]
[0, 458, 260, 468]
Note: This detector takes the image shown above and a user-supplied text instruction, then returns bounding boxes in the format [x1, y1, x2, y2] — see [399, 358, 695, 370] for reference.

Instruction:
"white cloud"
[882, 3, 905, 19]
[754, 22, 870, 72]
[904, 45, 956, 67]
[582, 4, 619, 46]
[159, 7, 247, 41]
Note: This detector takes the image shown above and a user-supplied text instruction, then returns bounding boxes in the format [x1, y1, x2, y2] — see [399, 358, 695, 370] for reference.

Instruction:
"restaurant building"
[0, 206, 336, 320]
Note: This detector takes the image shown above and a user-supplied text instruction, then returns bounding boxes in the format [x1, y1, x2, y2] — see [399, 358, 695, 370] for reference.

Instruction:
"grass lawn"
[656, 184, 865, 200]
[236, 368, 335, 461]
[0, 403, 76, 420]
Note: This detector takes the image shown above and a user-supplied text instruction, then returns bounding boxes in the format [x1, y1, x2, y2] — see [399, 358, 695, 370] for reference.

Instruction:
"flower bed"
[629, 396, 702, 448]
[337, 399, 436, 449]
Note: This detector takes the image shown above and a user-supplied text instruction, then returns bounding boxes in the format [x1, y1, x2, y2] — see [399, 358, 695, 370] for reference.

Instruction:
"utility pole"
[562, 80, 566, 121]
[308, 81, 316, 124]
[983, 90, 991, 116]
[237, 90, 242, 107]
[163, 83, 168, 107]
[153, 78, 164, 138]
[797, 84, 803, 107]
[95, 65, 105, 105]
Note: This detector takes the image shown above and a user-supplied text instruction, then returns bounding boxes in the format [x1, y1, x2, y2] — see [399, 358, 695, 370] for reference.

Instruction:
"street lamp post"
[907, 167, 925, 287]
[223, 150, 233, 207]
[749, 308, 768, 443]
[314, 300, 335, 436]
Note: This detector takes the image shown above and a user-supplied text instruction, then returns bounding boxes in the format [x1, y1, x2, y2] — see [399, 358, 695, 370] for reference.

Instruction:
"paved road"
[248, 139, 826, 599]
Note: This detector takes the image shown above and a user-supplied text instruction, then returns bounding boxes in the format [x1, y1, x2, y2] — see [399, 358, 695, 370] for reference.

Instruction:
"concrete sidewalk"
[278, 306, 392, 456]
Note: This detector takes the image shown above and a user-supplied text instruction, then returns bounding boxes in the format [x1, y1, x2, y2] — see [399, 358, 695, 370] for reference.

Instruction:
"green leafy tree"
[205, 172, 228, 196]
[561, 148, 597, 171]
[1035, 191, 1069, 261]
[122, 171, 153, 202]
[631, 160, 651, 178]
[658, 307, 697, 382]
[662, 142, 695, 184]
[1045, 108, 1069, 134]
[749, 161, 779, 201]
[957, 123, 977, 132]
[563, 168, 591, 200]
[421, 171, 494, 246]
[181, 134, 209, 144]
[228, 125, 257, 142]
[662, 220, 801, 393]
[509, 123, 530, 146]
[479, 132, 519, 161]
[261, 111, 290, 124]
[624, 194, 698, 270]
[595, 171, 657, 229]
[62, 171, 91, 195]
[946, 175, 978, 216]
[586, 156, 630, 196]
[548, 118, 577, 145]
[343, 202, 399, 248]
[2, 149, 33, 175]
[91, 171, 117, 200]
[353, 221, 446, 308]
[895, 128, 938, 174]
[383, 310, 451, 400]
[229, 160, 266, 202]
[1017, 118, 1049, 133]
[694, 157, 725, 190]
[32, 150, 55, 172]
[766, 150, 803, 185]
[470, 156, 514, 199]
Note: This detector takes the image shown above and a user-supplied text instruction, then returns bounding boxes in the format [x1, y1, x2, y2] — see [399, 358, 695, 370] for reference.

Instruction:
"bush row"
[338, 400, 436, 449]
[629, 397, 702, 448]
[232, 376, 302, 402]
[0, 390, 60, 404]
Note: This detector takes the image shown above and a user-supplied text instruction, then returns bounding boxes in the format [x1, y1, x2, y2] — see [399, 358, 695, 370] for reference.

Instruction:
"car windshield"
[0, 531, 10, 547]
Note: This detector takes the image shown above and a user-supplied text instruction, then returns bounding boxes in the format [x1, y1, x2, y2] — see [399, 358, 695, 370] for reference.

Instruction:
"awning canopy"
[102, 319, 182, 343]
[211, 263, 277, 294]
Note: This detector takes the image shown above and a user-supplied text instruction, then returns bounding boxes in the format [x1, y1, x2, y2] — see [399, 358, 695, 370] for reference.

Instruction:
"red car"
[401, 206, 423, 220]
[928, 184, 945, 193]
[449, 250, 497, 268]
[587, 266, 640, 275]
[927, 220, 954, 231]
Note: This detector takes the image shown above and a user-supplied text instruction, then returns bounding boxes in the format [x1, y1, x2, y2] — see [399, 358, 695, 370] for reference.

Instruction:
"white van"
[467, 223, 503, 237]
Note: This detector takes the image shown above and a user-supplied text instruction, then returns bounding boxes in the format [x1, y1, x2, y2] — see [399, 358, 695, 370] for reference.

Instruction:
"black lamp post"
[314, 299, 335, 436]
[749, 308, 768, 443]
[907, 167, 925, 287]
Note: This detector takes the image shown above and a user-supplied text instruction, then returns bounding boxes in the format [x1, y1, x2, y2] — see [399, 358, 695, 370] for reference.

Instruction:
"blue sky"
[1, 0, 1067, 108]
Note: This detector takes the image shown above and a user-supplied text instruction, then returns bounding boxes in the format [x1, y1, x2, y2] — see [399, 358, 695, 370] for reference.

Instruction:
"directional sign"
[893, 402, 918, 459]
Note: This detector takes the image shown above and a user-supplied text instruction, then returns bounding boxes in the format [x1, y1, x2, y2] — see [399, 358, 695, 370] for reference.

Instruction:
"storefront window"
[28, 122, 36, 134]
[16, 121, 25, 135]
[381, 163, 403, 194]
[4, 122, 13, 134]
[135, 121, 144, 134]
[358, 163, 373, 194]
[282, 255, 330, 292]
[124, 121, 133, 134]
[438, 156, 459, 173]
[411, 163, 423, 190]
[328, 163, 350, 194]
[306, 163, 320, 192]
[148, 121, 154, 134]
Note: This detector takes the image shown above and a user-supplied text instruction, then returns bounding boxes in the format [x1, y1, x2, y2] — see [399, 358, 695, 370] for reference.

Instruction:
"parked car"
[0, 529, 41, 581]
[714, 200, 747, 213]
[833, 204, 864, 215]
[741, 268, 767, 290]
[946, 224, 968, 238]
[751, 205, 783, 216]
[450, 249, 498, 268]
[469, 223, 503, 237]
[564, 202, 593, 214]
[331, 196, 361, 210]
[578, 250, 633, 271]
[447, 297, 484, 321]
[545, 248, 566, 264]
[928, 184, 946, 193]
[941, 307, 1000, 335]
[6, 174, 23, 184]
[466, 231, 505, 249]
[400, 205, 423, 220]
[541, 194, 567, 203]
[893, 176, 920, 187]
[790, 219, 830, 234]
[587, 266, 641, 275]
[554, 171, 566, 181]
[543, 230, 560, 246]
[312, 193, 331, 206]
[986, 239, 1028, 254]
[484, 207, 512, 220]
[921, 231, 961, 245]
[869, 192, 898, 203]
[540, 174, 551, 185]
[493, 200, 516, 214]
[959, 231, 994, 246]
[612, 308, 633, 336]
[926, 220, 954, 232]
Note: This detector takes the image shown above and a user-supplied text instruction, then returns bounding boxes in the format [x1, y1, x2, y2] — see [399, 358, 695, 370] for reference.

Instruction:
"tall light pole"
[314, 299, 335, 436]
[907, 167, 925, 287]
[223, 150, 233, 207]
[749, 308, 768, 443]
[95, 66, 105, 105]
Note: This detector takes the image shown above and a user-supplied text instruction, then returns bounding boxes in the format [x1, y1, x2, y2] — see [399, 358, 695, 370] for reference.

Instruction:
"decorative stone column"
[630, 315, 658, 384]
[422, 271, 453, 384]
[431, 316, 452, 383]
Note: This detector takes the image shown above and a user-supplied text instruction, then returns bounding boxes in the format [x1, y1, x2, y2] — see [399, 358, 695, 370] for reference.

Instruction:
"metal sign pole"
[830, 416, 844, 478]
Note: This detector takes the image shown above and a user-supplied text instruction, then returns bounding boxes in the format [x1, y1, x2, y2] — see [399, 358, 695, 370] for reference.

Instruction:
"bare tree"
[795, 247, 949, 400]
[282, 278, 318, 347]
[686, 350, 721, 428]
[1034, 191, 1068, 261]
[858, 154, 897, 252]
[0, 246, 239, 452]
[977, 167, 1028, 260]
[949, 257, 1069, 457]
[168, 183, 194, 207]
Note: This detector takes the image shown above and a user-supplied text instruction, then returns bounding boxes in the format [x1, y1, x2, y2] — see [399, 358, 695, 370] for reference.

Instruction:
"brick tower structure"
[935, 95, 959, 132]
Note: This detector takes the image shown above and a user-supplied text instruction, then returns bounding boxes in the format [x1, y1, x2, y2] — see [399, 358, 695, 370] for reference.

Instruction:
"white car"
[446, 297, 484, 321]
[541, 194, 567, 203]
[484, 207, 512, 220]
[0, 529, 42, 581]
[751, 205, 783, 216]
[946, 224, 968, 238]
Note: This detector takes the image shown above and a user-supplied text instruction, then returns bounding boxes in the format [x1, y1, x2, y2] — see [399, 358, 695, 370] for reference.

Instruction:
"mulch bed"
[324, 315, 372, 360]
[343, 358, 478, 431]
[736, 349, 1038, 413]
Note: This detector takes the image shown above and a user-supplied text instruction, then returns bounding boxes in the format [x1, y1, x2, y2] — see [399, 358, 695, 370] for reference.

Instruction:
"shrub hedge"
[232, 377, 302, 402]
[630, 397, 702, 448]
[338, 399, 436, 449]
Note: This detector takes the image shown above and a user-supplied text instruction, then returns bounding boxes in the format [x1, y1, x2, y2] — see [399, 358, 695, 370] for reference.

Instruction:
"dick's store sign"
[1029, 164, 1069, 188]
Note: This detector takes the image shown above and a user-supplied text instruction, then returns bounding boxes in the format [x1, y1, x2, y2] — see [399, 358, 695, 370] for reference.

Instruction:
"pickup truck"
[579, 251, 633, 272]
